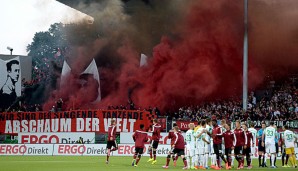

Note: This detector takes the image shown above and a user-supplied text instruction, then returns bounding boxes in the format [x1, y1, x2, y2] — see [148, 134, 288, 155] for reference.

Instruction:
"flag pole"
[243, 0, 248, 111]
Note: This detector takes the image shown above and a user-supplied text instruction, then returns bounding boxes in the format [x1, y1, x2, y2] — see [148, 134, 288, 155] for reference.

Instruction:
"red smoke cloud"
[99, 0, 263, 111]
[45, 0, 298, 111]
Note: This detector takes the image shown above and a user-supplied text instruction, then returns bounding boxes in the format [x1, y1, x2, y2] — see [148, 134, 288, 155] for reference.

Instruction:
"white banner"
[140, 54, 148, 67]
[52, 144, 171, 156]
[81, 59, 101, 102]
[18, 132, 95, 144]
[120, 132, 185, 144]
[60, 59, 101, 103]
[0, 56, 21, 110]
[0, 144, 53, 155]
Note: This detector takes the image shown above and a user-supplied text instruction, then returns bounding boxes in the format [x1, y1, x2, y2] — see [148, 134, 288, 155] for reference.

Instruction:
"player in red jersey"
[241, 123, 254, 169]
[148, 119, 161, 164]
[163, 126, 188, 169]
[166, 123, 179, 166]
[233, 120, 247, 169]
[131, 124, 150, 167]
[106, 119, 118, 164]
[207, 119, 228, 170]
[222, 123, 235, 169]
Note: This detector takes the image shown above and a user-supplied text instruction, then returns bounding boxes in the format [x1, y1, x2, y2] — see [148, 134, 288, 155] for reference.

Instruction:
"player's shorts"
[213, 144, 223, 155]
[151, 140, 159, 149]
[173, 148, 185, 156]
[258, 141, 265, 152]
[265, 142, 276, 153]
[135, 147, 144, 154]
[234, 146, 243, 155]
[185, 147, 196, 157]
[242, 146, 251, 156]
[225, 148, 232, 157]
[285, 147, 295, 155]
[205, 143, 211, 154]
[106, 140, 118, 149]
[222, 143, 225, 151]
[210, 140, 214, 154]
[196, 147, 205, 155]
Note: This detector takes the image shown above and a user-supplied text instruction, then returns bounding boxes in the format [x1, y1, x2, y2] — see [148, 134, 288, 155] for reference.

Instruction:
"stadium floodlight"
[243, 0, 248, 112]
[7, 46, 13, 55]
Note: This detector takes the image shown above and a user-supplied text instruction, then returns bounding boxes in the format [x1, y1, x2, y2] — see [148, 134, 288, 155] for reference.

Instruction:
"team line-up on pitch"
[106, 119, 297, 169]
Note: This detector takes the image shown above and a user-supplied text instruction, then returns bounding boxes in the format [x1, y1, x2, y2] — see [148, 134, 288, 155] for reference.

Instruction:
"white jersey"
[185, 129, 196, 149]
[248, 128, 257, 146]
[221, 125, 226, 133]
[195, 127, 206, 148]
[264, 126, 276, 144]
[204, 125, 212, 143]
[283, 130, 296, 148]
[221, 125, 226, 146]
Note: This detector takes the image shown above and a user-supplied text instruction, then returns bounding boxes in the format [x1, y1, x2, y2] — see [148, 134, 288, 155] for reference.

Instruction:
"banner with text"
[252, 120, 298, 129]
[0, 110, 155, 134]
[52, 144, 170, 156]
[18, 132, 95, 144]
[0, 144, 53, 156]
[230, 120, 298, 132]
[175, 121, 198, 131]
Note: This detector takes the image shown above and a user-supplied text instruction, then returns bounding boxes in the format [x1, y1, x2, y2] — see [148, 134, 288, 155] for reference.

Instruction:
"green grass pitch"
[0, 156, 296, 171]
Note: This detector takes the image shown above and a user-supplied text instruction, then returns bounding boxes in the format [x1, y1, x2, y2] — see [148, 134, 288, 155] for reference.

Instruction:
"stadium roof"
[56, 0, 96, 16]
[56, 0, 151, 17]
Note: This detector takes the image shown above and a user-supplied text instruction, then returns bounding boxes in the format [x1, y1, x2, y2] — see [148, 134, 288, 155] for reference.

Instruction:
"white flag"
[81, 59, 101, 102]
[140, 53, 148, 67]
[60, 60, 71, 86]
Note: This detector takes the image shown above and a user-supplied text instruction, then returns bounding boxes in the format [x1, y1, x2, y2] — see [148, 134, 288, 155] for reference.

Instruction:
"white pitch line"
[2, 161, 97, 163]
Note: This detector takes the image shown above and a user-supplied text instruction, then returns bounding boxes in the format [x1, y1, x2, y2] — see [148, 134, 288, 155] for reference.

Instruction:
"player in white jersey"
[207, 118, 217, 168]
[204, 118, 212, 169]
[248, 122, 257, 157]
[280, 126, 290, 167]
[219, 119, 226, 168]
[282, 125, 297, 168]
[185, 123, 196, 169]
[194, 121, 202, 168]
[195, 120, 207, 169]
[262, 121, 277, 168]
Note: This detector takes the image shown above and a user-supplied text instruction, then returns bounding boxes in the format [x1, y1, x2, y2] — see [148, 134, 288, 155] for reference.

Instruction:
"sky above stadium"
[0, 0, 92, 56]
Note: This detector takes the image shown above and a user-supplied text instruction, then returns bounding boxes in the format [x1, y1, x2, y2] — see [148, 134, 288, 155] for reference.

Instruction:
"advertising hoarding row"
[1, 143, 297, 158]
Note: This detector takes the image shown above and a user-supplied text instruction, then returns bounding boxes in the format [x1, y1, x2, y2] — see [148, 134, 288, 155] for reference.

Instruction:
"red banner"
[175, 121, 198, 131]
[0, 110, 155, 134]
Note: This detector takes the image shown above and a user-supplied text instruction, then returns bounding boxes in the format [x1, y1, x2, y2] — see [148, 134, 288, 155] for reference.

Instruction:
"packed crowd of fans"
[171, 78, 298, 122]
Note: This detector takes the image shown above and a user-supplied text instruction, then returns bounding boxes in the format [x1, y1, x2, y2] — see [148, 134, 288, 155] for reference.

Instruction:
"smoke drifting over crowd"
[44, 0, 298, 111]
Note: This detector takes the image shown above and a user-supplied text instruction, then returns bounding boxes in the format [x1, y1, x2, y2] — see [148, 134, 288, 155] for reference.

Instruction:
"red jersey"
[212, 125, 223, 144]
[173, 132, 185, 149]
[152, 123, 161, 141]
[233, 128, 247, 147]
[108, 125, 116, 141]
[168, 130, 175, 145]
[133, 130, 149, 148]
[245, 131, 253, 147]
[222, 130, 235, 148]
